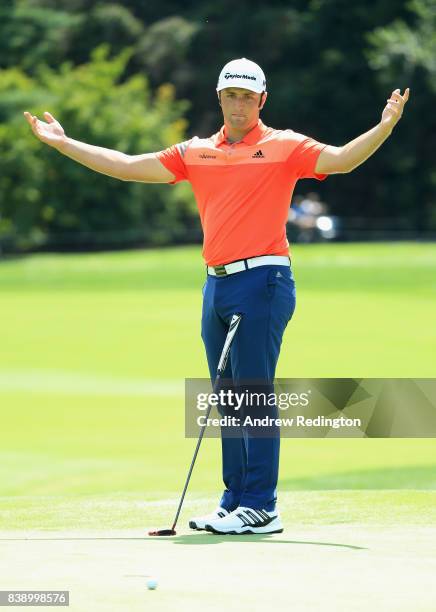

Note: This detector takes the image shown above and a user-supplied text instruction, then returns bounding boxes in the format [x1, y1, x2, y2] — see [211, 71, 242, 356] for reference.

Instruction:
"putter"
[149, 312, 243, 536]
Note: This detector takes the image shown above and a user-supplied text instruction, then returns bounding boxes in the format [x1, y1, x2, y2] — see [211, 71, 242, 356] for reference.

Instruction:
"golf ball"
[147, 578, 158, 590]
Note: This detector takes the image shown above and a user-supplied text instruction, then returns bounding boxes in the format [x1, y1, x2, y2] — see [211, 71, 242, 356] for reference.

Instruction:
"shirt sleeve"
[285, 132, 329, 181]
[155, 140, 191, 184]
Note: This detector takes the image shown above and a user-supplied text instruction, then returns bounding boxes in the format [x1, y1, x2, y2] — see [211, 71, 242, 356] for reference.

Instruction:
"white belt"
[207, 255, 290, 277]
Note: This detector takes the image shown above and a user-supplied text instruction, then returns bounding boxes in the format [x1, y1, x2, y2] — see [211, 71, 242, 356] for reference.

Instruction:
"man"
[24, 57, 409, 535]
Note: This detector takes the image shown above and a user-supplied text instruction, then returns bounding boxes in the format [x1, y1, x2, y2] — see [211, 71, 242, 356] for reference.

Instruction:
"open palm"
[23, 111, 66, 147]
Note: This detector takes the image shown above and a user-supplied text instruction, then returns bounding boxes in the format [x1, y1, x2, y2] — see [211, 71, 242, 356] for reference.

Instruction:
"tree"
[366, 0, 436, 231]
[0, 45, 196, 252]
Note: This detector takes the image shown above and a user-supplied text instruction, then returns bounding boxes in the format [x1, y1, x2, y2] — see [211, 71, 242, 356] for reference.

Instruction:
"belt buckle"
[214, 264, 227, 277]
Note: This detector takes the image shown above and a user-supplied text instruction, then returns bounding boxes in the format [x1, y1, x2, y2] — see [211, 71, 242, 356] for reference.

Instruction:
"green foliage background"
[0, 0, 435, 251]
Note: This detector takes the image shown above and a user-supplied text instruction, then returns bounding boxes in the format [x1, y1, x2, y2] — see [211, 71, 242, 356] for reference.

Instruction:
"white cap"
[216, 58, 266, 94]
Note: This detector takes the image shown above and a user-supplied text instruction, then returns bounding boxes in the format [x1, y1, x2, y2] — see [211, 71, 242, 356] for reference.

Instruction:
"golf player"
[24, 58, 409, 535]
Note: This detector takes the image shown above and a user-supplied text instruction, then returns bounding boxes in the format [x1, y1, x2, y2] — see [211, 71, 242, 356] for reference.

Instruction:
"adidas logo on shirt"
[252, 149, 265, 158]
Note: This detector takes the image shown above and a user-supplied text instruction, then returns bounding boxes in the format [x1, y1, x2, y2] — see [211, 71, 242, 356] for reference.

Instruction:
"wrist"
[378, 121, 393, 137]
[53, 135, 69, 153]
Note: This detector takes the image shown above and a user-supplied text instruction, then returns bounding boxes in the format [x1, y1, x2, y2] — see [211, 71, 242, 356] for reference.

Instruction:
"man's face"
[219, 87, 266, 130]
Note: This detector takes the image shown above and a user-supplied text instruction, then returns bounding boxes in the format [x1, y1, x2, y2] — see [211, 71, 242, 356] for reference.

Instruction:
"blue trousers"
[201, 264, 296, 511]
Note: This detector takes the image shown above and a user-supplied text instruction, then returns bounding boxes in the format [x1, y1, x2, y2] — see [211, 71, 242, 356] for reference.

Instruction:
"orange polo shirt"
[156, 120, 328, 266]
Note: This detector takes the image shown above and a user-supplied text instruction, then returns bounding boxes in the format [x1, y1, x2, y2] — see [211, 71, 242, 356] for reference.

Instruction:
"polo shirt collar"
[216, 119, 267, 146]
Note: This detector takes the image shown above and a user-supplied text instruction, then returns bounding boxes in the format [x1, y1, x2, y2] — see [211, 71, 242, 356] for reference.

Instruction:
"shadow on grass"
[166, 533, 366, 549]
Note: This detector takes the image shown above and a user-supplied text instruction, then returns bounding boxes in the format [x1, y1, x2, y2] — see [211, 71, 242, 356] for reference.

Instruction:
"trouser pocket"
[266, 268, 278, 298]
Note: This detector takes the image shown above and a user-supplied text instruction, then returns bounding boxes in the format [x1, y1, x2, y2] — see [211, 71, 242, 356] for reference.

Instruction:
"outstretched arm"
[314, 88, 410, 175]
[23, 111, 175, 183]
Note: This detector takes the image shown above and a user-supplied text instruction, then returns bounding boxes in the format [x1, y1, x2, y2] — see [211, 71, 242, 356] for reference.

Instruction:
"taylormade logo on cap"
[217, 58, 266, 94]
[224, 73, 257, 81]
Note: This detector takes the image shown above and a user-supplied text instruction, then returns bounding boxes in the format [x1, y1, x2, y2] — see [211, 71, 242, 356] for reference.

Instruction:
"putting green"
[0, 244, 435, 610]
[0, 493, 435, 612]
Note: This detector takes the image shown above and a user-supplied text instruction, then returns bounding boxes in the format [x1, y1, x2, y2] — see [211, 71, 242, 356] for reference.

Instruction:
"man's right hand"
[23, 111, 66, 149]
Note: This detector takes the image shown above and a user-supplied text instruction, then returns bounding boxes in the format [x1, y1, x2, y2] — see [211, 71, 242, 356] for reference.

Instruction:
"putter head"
[148, 528, 176, 537]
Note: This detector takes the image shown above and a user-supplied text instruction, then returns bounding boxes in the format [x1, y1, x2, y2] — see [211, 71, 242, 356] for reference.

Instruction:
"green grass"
[0, 243, 435, 530]
[1, 491, 435, 531]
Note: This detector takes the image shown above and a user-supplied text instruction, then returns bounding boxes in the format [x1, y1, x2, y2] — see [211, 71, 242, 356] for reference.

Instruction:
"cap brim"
[217, 80, 265, 93]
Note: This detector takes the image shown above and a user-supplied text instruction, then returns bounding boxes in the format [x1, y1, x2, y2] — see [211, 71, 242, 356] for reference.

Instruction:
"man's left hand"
[381, 88, 410, 132]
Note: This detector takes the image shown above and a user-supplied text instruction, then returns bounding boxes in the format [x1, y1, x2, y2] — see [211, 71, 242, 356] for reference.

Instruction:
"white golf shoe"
[204, 506, 283, 535]
[189, 506, 229, 531]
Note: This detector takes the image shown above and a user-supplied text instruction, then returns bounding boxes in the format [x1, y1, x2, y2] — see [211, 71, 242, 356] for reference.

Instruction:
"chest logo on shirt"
[199, 153, 217, 159]
[252, 149, 265, 158]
